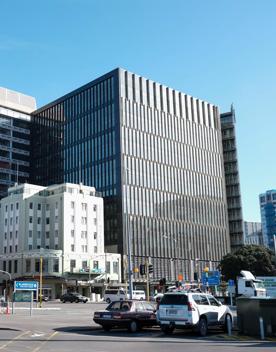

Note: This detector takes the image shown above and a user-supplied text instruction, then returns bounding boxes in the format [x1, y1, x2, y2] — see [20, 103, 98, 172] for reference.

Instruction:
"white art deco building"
[0, 182, 120, 299]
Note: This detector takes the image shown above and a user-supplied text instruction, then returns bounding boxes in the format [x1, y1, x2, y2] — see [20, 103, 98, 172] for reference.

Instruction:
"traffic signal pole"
[39, 256, 43, 308]
[146, 258, 150, 301]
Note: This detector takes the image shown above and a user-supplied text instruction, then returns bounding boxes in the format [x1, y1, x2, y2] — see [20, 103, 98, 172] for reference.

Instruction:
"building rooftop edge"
[259, 190, 276, 196]
[33, 68, 120, 114]
[33, 67, 218, 113]
[0, 87, 37, 113]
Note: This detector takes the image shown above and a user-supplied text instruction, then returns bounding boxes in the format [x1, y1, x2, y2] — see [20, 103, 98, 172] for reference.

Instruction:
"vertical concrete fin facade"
[119, 69, 230, 280]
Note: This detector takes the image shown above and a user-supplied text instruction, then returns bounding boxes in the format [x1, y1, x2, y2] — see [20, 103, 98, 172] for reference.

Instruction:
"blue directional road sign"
[15, 281, 38, 291]
[202, 271, 221, 286]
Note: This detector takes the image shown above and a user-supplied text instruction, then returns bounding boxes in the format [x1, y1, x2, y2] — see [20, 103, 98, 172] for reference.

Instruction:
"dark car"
[34, 294, 49, 302]
[93, 300, 157, 332]
[60, 292, 88, 303]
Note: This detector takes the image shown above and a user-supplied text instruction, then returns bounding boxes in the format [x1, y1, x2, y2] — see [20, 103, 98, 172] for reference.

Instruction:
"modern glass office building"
[31, 68, 231, 282]
[243, 221, 263, 246]
[220, 107, 244, 250]
[0, 87, 36, 199]
[259, 190, 276, 250]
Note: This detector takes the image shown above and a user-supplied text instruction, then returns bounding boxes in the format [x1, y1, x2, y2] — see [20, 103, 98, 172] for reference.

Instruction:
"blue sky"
[1, 0, 275, 221]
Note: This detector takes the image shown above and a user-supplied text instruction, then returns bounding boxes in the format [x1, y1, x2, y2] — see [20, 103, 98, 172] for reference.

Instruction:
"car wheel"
[128, 320, 139, 333]
[224, 314, 232, 333]
[83, 300, 87, 303]
[102, 325, 111, 332]
[197, 317, 208, 337]
[62, 300, 66, 303]
[106, 298, 111, 304]
[161, 325, 174, 335]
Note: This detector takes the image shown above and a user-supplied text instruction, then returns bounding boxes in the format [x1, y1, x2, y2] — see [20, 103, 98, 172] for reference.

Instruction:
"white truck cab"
[237, 271, 266, 297]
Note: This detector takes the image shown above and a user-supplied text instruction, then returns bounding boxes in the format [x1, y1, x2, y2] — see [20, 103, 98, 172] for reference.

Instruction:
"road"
[0, 301, 275, 352]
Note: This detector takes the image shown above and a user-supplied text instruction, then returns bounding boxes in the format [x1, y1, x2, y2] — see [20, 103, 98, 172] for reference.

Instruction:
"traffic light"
[148, 264, 153, 274]
[139, 264, 146, 275]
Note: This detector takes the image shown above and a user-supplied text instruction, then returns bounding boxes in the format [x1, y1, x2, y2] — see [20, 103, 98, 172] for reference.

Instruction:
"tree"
[219, 245, 276, 281]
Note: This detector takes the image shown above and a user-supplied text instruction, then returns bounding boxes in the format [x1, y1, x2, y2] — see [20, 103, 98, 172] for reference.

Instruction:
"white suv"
[157, 291, 232, 336]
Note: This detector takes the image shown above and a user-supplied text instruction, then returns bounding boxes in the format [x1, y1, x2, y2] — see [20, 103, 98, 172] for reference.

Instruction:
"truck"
[237, 270, 266, 297]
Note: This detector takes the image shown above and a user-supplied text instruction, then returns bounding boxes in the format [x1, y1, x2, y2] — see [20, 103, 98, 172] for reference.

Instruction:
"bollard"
[259, 317, 265, 340]
[5, 301, 10, 315]
[227, 315, 232, 336]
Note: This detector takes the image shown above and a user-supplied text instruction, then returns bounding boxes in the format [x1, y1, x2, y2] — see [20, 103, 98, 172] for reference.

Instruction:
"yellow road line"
[0, 330, 30, 350]
[31, 331, 59, 352]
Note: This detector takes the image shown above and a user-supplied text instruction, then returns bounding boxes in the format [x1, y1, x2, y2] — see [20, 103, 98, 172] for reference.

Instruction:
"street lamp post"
[124, 165, 133, 299]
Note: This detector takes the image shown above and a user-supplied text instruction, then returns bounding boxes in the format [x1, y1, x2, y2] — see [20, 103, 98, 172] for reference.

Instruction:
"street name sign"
[14, 281, 38, 291]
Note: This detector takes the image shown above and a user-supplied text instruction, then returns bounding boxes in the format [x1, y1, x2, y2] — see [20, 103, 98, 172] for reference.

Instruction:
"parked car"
[93, 300, 157, 332]
[60, 292, 88, 303]
[34, 294, 49, 302]
[103, 288, 128, 303]
[157, 291, 233, 336]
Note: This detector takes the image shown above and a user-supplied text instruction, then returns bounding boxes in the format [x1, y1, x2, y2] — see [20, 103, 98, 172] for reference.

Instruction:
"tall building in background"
[243, 221, 263, 245]
[220, 106, 244, 251]
[0, 87, 36, 199]
[259, 190, 276, 249]
[31, 68, 231, 282]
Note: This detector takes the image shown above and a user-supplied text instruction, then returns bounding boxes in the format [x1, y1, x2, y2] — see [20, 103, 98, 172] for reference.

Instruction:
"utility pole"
[190, 259, 194, 283]
[88, 259, 92, 301]
[39, 256, 43, 308]
[124, 164, 133, 299]
[146, 258, 150, 301]
[274, 235, 276, 264]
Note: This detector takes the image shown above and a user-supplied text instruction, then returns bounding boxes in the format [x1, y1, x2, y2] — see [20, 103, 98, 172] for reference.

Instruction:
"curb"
[11, 308, 61, 311]
[214, 333, 276, 342]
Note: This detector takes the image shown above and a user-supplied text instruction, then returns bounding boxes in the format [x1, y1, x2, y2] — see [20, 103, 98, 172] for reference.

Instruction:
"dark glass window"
[160, 294, 188, 305]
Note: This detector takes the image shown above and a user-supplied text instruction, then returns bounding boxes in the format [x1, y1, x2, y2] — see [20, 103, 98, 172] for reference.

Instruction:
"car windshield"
[160, 294, 188, 305]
